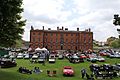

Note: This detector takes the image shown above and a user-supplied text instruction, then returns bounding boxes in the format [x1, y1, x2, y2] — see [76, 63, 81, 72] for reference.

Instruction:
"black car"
[0, 59, 17, 68]
[69, 55, 80, 63]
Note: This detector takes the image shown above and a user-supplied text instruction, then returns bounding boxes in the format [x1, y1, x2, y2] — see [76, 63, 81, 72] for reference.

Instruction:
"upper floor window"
[71, 33, 73, 36]
[56, 33, 58, 36]
[76, 34, 78, 36]
[76, 39, 78, 43]
[71, 39, 73, 43]
[66, 33, 68, 36]
[33, 38, 35, 42]
[33, 33, 35, 35]
[38, 38, 40, 42]
[51, 33, 53, 36]
[38, 32, 40, 35]
[45, 33, 47, 36]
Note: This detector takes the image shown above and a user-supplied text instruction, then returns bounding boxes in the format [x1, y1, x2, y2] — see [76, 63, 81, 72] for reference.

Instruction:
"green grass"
[0, 58, 120, 80]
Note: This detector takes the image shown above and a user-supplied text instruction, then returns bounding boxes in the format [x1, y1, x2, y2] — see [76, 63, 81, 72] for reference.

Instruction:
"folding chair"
[53, 70, 57, 76]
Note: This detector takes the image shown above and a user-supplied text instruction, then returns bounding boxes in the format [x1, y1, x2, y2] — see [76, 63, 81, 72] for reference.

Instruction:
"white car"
[49, 54, 56, 63]
[17, 53, 23, 59]
[9, 55, 16, 58]
[32, 54, 38, 59]
[96, 56, 105, 62]
[24, 54, 30, 59]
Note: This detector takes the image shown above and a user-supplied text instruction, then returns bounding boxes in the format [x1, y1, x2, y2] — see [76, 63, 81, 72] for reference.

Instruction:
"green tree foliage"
[110, 39, 120, 48]
[0, 0, 26, 47]
[107, 37, 117, 46]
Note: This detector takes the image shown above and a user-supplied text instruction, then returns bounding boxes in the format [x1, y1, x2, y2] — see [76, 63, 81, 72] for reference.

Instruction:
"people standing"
[81, 68, 86, 78]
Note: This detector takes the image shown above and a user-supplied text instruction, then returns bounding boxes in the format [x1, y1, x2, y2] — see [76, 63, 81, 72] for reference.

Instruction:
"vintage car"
[79, 54, 87, 59]
[0, 59, 17, 68]
[38, 54, 45, 63]
[87, 57, 97, 63]
[9, 55, 16, 59]
[17, 53, 23, 59]
[63, 66, 74, 76]
[58, 54, 64, 59]
[24, 54, 30, 59]
[49, 54, 56, 63]
[96, 56, 105, 62]
[32, 54, 38, 59]
[69, 55, 80, 63]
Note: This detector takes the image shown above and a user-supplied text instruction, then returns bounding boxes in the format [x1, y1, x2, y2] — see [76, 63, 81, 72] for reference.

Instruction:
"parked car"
[9, 55, 16, 59]
[38, 54, 45, 63]
[0, 59, 17, 68]
[96, 56, 105, 62]
[63, 66, 74, 76]
[79, 54, 87, 59]
[32, 54, 38, 59]
[69, 55, 80, 63]
[17, 53, 23, 59]
[24, 54, 30, 59]
[3, 55, 10, 58]
[58, 54, 64, 59]
[87, 57, 97, 63]
[49, 54, 56, 63]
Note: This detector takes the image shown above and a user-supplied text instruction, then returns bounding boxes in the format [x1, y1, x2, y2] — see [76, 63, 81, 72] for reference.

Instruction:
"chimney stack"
[42, 26, 44, 30]
[57, 27, 59, 30]
[48, 28, 51, 30]
[65, 28, 68, 30]
[77, 28, 79, 31]
[31, 25, 34, 30]
[88, 28, 91, 32]
[62, 26, 64, 30]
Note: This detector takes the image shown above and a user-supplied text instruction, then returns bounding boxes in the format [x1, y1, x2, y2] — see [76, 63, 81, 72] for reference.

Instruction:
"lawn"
[0, 57, 120, 80]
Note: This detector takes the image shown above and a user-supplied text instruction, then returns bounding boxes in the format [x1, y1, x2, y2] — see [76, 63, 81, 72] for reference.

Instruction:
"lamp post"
[113, 14, 120, 38]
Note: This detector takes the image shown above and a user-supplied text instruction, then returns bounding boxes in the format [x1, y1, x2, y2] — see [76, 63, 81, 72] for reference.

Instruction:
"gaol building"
[30, 26, 93, 51]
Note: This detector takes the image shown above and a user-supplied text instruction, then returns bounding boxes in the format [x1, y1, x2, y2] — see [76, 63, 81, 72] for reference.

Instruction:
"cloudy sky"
[22, 0, 120, 42]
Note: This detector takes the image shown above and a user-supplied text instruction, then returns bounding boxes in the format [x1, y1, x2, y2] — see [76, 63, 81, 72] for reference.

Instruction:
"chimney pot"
[77, 28, 79, 31]
[42, 26, 44, 30]
[62, 26, 64, 30]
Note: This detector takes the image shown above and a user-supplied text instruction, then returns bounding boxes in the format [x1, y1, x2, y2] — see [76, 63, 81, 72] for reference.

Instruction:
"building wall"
[30, 27, 93, 51]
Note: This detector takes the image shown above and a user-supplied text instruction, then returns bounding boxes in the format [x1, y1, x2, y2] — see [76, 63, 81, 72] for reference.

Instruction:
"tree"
[113, 14, 120, 39]
[110, 39, 120, 48]
[106, 37, 117, 46]
[0, 0, 26, 47]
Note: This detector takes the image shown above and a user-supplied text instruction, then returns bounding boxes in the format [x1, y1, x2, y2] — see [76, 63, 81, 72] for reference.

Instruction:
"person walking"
[81, 68, 86, 78]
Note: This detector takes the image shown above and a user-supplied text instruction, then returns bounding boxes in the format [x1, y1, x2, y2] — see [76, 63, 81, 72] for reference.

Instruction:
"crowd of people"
[81, 68, 95, 80]
[18, 67, 42, 74]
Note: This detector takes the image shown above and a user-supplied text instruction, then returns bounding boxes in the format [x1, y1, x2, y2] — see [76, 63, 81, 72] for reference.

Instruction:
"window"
[71, 39, 73, 43]
[33, 38, 35, 42]
[66, 33, 68, 36]
[33, 33, 35, 35]
[66, 39, 68, 42]
[76, 34, 78, 36]
[38, 32, 40, 35]
[71, 33, 73, 36]
[46, 33, 47, 36]
[61, 33, 63, 37]
[56, 33, 58, 36]
[76, 39, 78, 43]
[56, 39, 58, 43]
[51, 46, 52, 49]
[38, 38, 40, 42]
[51, 33, 53, 36]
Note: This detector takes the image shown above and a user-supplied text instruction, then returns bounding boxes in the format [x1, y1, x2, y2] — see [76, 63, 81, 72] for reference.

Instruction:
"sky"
[22, 0, 120, 42]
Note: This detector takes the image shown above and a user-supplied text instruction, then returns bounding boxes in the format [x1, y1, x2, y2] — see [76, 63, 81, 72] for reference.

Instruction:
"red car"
[99, 52, 107, 56]
[80, 54, 87, 59]
[63, 66, 74, 76]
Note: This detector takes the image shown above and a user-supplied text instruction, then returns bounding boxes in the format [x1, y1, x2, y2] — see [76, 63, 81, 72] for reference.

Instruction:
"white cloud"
[22, 0, 120, 42]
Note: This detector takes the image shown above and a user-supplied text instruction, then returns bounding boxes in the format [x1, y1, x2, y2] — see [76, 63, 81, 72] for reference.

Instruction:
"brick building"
[30, 26, 93, 51]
